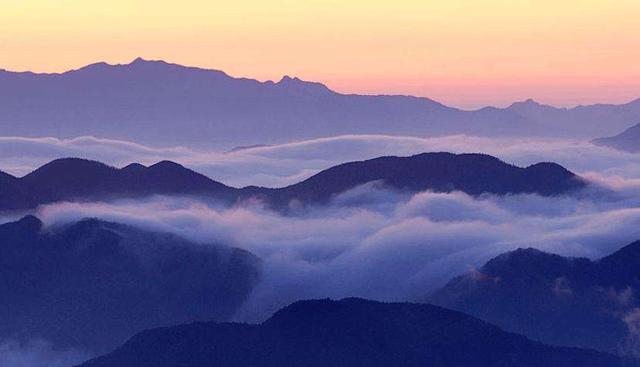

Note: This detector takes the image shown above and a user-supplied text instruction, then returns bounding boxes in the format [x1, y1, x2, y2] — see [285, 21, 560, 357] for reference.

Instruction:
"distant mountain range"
[0, 215, 260, 355]
[77, 298, 633, 367]
[0, 153, 586, 211]
[593, 123, 640, 153]
[430, 240, 640, 354]
[1, 58, 639, 147]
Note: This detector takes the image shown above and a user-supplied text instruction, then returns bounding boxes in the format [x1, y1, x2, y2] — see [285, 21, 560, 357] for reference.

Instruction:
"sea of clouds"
[33, 178, 640, 322]
[2, 133, 640, 364]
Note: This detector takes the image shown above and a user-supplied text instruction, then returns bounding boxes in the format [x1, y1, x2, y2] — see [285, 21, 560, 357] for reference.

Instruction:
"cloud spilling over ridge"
[33, 172, 640, 322]
[1, 134, 640, 187]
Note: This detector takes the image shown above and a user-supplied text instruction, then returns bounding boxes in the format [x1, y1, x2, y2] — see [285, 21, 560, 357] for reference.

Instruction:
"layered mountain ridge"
[0, 153, 587, 211]
[2, 58, 639, 147]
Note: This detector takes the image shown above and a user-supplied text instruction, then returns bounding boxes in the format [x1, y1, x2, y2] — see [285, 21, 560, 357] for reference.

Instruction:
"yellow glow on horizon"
[1, 0, 639, 108]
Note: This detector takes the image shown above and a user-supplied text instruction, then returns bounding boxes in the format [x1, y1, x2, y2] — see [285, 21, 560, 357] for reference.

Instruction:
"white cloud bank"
[0, 134, 639, 188]
[33, 170, 640, 322]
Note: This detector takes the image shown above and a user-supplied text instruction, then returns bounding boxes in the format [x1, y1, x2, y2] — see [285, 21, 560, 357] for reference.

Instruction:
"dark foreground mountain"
[0, 216, 260, 355]
[430, 241, 640, 354]
[593, 123, 640, 153]
[0, 153, 586, 211]
[78, 298, 632, 367]
[1, 58, 639, 147]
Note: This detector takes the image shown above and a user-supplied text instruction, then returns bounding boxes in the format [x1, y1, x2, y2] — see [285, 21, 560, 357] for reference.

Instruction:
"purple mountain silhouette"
[0, 153, 586, 211]
[78, 298, 632, 367]
[2, 58, 639, 147]
[592, 123, 640, 152]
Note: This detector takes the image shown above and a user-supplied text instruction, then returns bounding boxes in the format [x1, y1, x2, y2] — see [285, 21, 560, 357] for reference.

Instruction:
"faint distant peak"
[64, 57, 231, 80]
[130, 57, 148, 64]
[126, 57, 171, 68]
[277, 75, 307, 85]
[592, 122, 640, 152]
[508, 98, 543, 108]
[276, 75, 332, 94]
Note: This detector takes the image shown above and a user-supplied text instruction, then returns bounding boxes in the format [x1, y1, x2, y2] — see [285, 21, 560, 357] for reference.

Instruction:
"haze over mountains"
[78, 298, 633, 367]
[0, 153, 586, 212]
[593, 123, 640, 153]
[1, 58, 639, 148]
[431, 240, 640, 355]
[0, 215, 260, 355]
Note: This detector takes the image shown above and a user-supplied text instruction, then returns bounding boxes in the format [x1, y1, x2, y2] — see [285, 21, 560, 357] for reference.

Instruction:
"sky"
[1, 0, 639, 108]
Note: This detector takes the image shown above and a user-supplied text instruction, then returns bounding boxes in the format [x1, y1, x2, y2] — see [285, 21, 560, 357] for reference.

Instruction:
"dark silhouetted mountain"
[430, 241, 640, 354]
[248, 153, 587, 207]
[77, 298, 633, 367]
[0, 158, 237, 210]
[1, 59, 639, 147]
[0, 216, 261, 355]
[0, 170, 36, 209]
[0, 154, 586, 211]
[593, 123, 640, 153]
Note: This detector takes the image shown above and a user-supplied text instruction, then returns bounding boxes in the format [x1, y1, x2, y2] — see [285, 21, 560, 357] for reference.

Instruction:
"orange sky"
[1, 0, 639, 108]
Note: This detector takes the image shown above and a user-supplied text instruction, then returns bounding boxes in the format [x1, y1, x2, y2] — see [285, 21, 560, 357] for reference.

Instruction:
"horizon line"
[2, 56, 639, 112]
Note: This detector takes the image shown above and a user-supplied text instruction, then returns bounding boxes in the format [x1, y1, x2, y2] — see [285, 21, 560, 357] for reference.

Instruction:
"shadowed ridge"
[120, 162, 147, 172]
[143, 160, 234, 193]
[521, 162, 586, 196]
[262, 152, 585, 207]
[22, 157, 116, 180]
[596, 240, 640, 286]
[3, 215, 44, 233]
[77, 298, 632, 367]
[19, 158, 120, 203]
[599, 240, 640, 264]
[0, 153, 586, 211]
[0, 169, 17, 181]
[0, 215, 261, 355]
[7, 158, 237, 208]
[525, 161, 572, 172]
[430, 240, 640, 353]
[480, 247, 591, 279]
[147, 160, 189, 170]
[0, 169, 34, 210]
